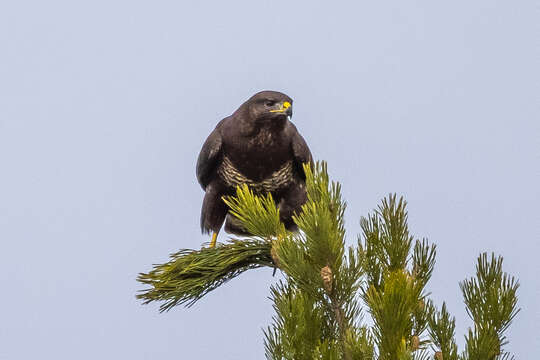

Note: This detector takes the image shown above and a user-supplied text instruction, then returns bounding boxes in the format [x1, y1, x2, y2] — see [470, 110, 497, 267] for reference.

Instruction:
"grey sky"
[0, 1, 538, 359]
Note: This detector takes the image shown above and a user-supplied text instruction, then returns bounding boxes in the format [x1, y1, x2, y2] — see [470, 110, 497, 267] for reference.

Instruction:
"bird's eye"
[265, 101, 276, 107]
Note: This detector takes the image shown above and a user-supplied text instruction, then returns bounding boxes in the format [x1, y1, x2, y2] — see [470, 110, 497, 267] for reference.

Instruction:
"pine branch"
[460, 253, 520, 359]
[137, 184, 285, 312]
[427, 302, 459, 360]
[223, 184, 285, 238]
[272, 162, 358, 360]
[136, 160, 520, 360]
[360, 194, 434, 359]
[264, 281, 340, 360]
[137, 239, 274, 311]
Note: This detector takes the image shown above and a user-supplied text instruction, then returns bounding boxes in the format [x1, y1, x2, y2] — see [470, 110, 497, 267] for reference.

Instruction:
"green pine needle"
[137, 239, 275, 311]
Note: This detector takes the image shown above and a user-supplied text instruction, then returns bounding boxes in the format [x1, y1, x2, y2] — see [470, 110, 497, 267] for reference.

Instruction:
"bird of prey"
[196, 90, 313, 247]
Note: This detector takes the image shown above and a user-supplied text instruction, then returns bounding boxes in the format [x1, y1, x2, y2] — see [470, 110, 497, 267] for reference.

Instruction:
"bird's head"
[241, 90, 293, 125]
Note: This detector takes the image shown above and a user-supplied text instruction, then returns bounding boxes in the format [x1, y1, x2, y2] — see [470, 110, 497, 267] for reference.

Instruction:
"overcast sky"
[0, 1, 538, 359]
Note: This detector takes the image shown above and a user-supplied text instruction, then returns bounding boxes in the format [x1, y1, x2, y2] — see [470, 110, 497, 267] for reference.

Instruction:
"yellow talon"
[209, 232, 218, 248]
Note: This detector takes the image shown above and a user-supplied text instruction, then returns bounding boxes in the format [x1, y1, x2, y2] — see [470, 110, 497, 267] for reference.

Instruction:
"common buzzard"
[196, 90, 313, 247]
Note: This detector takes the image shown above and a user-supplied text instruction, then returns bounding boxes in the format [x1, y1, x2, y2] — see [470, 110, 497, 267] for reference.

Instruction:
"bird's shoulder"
[283, 121, 300, 134]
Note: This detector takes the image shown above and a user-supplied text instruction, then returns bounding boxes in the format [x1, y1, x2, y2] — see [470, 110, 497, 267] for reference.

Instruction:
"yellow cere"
[270, 101, 292, 113]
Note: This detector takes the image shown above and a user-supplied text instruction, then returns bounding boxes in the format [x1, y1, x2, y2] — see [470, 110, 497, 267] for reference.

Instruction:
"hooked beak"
[270, 101, 293, 118]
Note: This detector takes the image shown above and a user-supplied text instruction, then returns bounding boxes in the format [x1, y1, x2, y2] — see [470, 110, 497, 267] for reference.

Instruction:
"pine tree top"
[137, 161, 520, 360]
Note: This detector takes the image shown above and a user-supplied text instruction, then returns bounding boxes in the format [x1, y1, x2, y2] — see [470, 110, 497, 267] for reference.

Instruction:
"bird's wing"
[291, 128, 313, 179]
[196, 126, 223, 190]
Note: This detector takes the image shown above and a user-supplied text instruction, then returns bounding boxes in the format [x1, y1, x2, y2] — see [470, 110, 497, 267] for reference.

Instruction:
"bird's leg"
[224, 214, 250, 236]
[209, 232, 218, 248]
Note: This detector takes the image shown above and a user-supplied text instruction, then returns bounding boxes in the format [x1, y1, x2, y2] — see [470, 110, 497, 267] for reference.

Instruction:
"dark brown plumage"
[196, 90, 313, 241]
